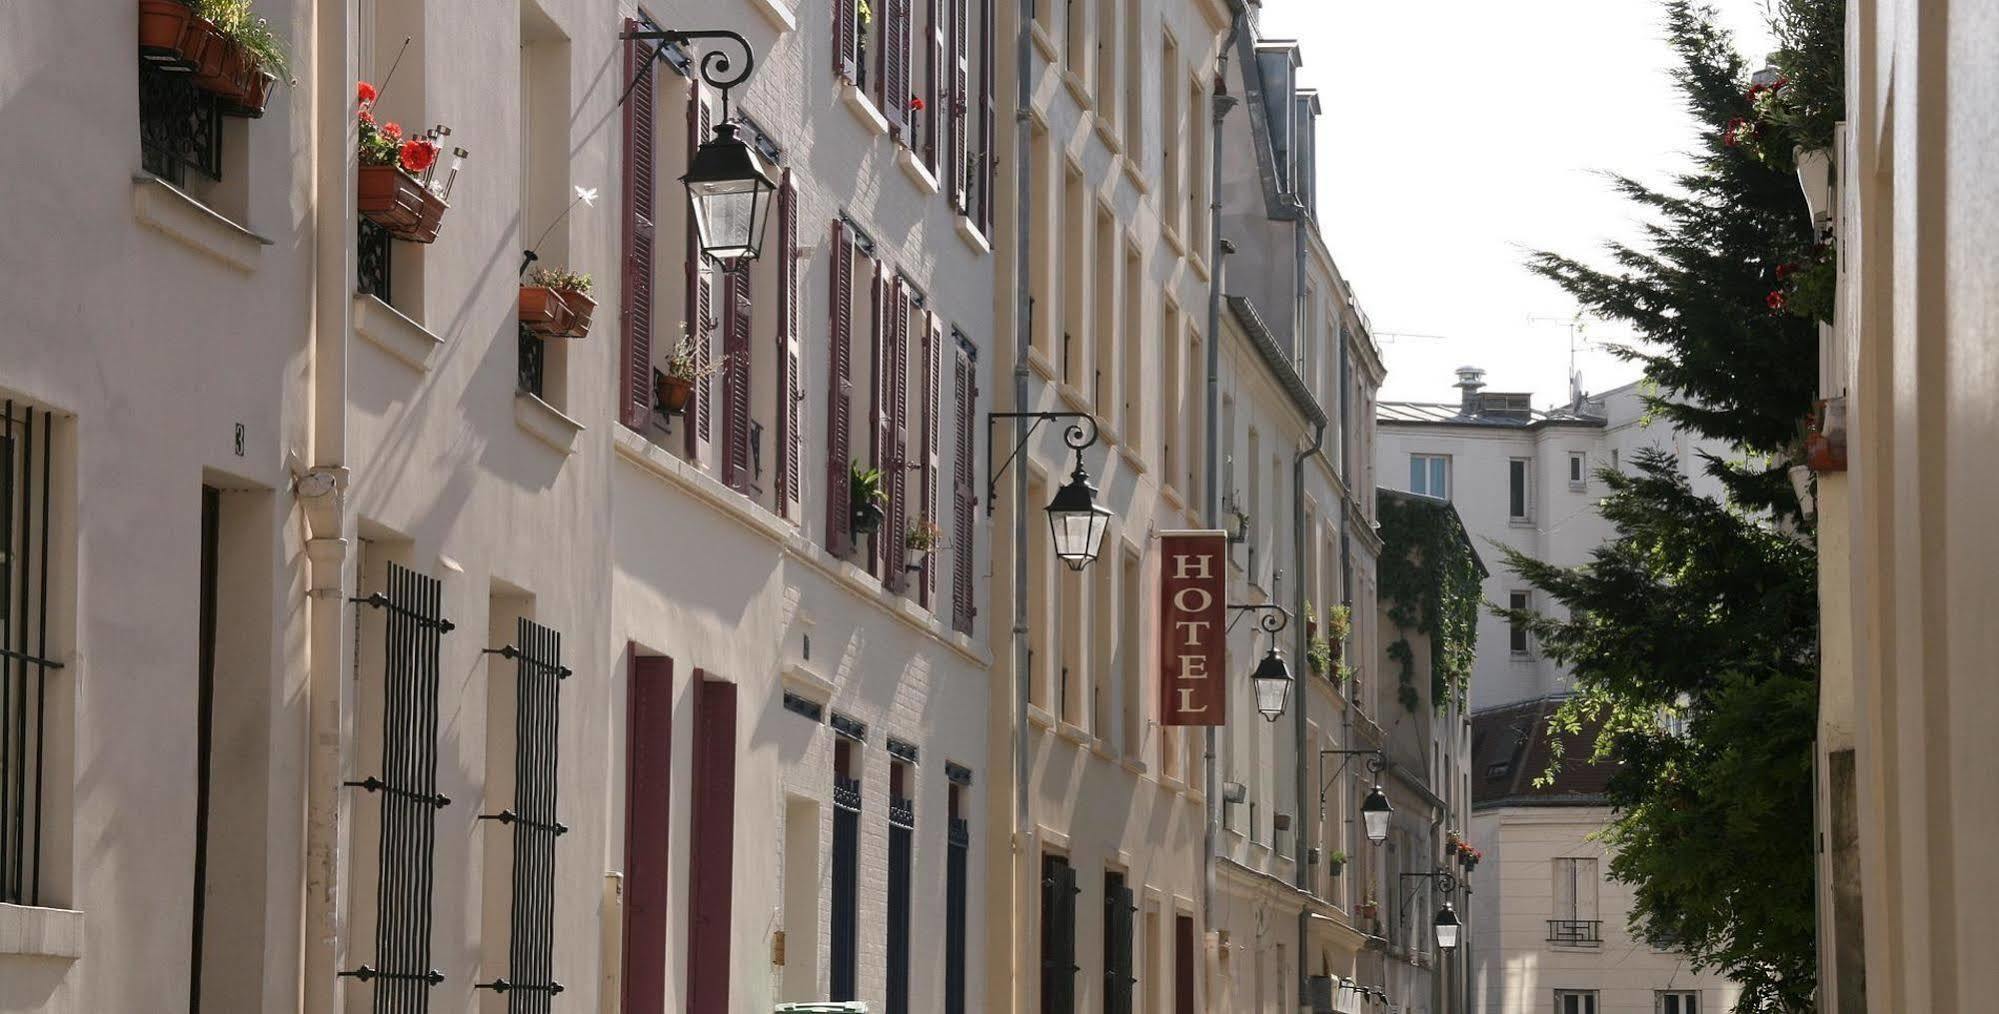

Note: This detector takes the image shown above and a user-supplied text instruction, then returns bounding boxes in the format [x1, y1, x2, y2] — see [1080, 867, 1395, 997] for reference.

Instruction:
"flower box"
[138, 0, 199, 61]
[519, 286, 575, 338]
[139, 1, 279, 116]
[358, 165, 445, 243]
[226, 68, 280, 118]
[556, 289, 596, 338]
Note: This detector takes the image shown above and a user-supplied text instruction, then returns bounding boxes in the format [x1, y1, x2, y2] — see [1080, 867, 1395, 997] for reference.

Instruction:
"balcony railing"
[1547, 919, 1603, 947]
[140, 63, 222, 186]
[518, 323, 545, 398]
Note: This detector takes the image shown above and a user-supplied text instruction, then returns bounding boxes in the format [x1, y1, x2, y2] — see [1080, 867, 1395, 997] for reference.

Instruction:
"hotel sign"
[1158, 531, 1227, 726]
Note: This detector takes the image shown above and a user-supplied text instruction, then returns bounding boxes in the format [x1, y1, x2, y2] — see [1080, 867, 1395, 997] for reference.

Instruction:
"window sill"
[0, 903, 84, 961]
[1028, 704, 1057, 730]
[1029, 22, 1059, 61]
[515, 391, 584, 454]
[1055, 381, 1094, 416]
[1060, 68, 1092, 107]
[1160, 483, 1186, 515]
[1568, 481, 1587, 493]
[132, 174, 270, 274]
[841, 83, 890, 136]
[615, 427, 793, 546]
[1161, 224, 1187, 258]
[1122, 157, 1149, 194]
[896, 146, 941, 195]
[1026, 346, 1058, 382]
[353, 294, 443, 372]
[1117, 443, 1148, 476]
[1055, 720, 1092, 746]
[1092, 116, 1122, 154]
[1508, 517, 1535, 528]
[1188, 249, 1210, 282]
[954, 215, 991, 255]
[1119, 756, 1148, 778]
[747, 0, 797, 33]
[781, 662, 837, 705]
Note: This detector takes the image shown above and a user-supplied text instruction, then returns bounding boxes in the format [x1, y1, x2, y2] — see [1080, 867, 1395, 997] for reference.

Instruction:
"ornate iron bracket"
[618, 27, 756, 119]
[1318, 748, 1387, 803]
[1399, 867, 1461, 918]
[985, 411, 1100, 518]
[1226, 602, 1289, 636]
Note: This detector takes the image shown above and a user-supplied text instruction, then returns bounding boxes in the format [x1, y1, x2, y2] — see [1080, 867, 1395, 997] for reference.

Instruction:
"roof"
[1377, 400, 1606, 429]
[1226, 295, 1327, 428]
[1471, 696, 1618, 808]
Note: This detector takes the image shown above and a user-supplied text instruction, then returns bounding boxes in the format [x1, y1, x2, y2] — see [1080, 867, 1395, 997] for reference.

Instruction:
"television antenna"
[1528, 313, 1593, 403]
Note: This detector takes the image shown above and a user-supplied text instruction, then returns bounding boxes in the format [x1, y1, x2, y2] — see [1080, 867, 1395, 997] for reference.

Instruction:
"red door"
[621, 652, 673, 1014]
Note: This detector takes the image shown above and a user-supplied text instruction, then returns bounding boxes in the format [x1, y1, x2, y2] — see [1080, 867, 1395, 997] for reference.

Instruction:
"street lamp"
[1360, 783, 1393, 844]
[1434, 901, 1462, 951]
[618, 25, 774, 262]
[1250, 645, 1293, 721]
[1045, 458, 1112, 571]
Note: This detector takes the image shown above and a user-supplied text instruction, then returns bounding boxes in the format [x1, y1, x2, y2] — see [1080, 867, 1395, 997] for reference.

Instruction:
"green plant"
[850, 461, 888, 508]
[1334, 661, 1356, 685]
[1377, 493, 1482, 713]
[661, 324, 730, 382]
[194, 0, 291, 81]
[528, 266, 593, 294]
[906, 517, 945, 552]
[1325, 850, 1348, 866]
[1305, 636, 1332, 677]
[1325, 603, 1352, 643]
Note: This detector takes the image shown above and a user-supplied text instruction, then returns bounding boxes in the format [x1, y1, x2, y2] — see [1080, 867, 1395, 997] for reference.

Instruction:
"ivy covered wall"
[1376, 491, 1485, 712]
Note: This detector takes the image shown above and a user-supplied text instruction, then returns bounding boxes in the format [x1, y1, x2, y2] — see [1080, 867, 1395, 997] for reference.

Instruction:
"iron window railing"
[517, 324, 546, 398]
[1548, 919, 1603, 947]
[477, 619, 570, 1008]
[357, 218, 394, 303]
[139, 63, 222, 186]
[945, 815, 969, 1014]
[342, 562, 455, 1006]
[1, 401, 58, 907]
[887, 793, 915, 1014]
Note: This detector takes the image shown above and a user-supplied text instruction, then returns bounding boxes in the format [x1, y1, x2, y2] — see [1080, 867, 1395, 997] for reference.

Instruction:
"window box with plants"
[139, 0, 291, 117]
[520, 268, 594, 339]
[653, 325, 727, 417]
[905, 516, 944, 572]
[1325, 849, 1348, 878]
[849, 461, 888, 538]
[354, 82, 460, 243]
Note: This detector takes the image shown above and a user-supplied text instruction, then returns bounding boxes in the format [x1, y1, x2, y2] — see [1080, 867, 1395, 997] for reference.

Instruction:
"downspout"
[1203, 5, 1246, 996]
[1011, 4, 1035, 1014]
[1292, 413, 1324, 1014]
[301, 2, 357, 1014]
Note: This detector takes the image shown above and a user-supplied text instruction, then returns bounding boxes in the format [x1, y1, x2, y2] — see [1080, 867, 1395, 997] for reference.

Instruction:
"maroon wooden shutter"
[883, 0, 911, 133]
[722, 262, 754, 492]
[686, 673, 738, 1014]
[1174, 914, 1196, 1014]
[977, 0, 995, 231]
[951, 338, 978, 634]
[920, 312, 943, 608]
[884, 281, 912, 593]
[620, 23, 659, 431]
[775, 173, 803, 521]
[685, 82, 714, 462]
[948, 0, 970, 210]
[826, 220, 855, 557]
[621, 651, 673, 1014]
[868, 263, 891, 579]
[925, 0, 945, 172]
[835, 0, 858, 81]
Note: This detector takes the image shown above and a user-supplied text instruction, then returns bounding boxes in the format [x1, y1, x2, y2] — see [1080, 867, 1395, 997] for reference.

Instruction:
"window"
[1186, 76, 1206, 250]
[1122, 0, 1142, 153]
[1657, 991, 1700, 1014]
[479, 613, 570, 1000]
[887, 762, 915, 1014]
[945, 779, 972, 1014]
[1409, 454, 1449, 499]
[1611, 448, 1621, 471]
[1159, 33, 1180, 232]
[1550, 858, 1601, 947]
[1119, 548, 1143, 758]
[1104, 871, 1135, 1014]
[1094, 204, 1117, 411]
[2, 401, 61, 909]
[623, 653, 674, 1012]
[1508, 591, 1531, 655]
[951, 334, 980, 634]
[1121, 242, 1144, 450]
[1062, 162, 1088, 387]
[1568, 451, 1587, 490]
[780, 796, 822, 1003]
[831, 739, 862, 999]
[1041, 854, 1079, 1013]
[1556, 990, 1600, 1014]
[1030, 121, 1056, 363]
[1161, 303, 1182, 487]
[1173, 913, 1196, 1014]
[519, 11, 574, 407]
[1508, 458, 1531, 520]
[1094, 0, 1116, 120]
[1064, 0, 1088, 75]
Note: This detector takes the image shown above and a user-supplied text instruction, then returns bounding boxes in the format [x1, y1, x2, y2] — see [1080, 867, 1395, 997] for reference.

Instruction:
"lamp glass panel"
[689, 177, 769, 260]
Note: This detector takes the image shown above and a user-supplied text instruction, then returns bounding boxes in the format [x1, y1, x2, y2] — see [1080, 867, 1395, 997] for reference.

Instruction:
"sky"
[1256, 0, 1777, 405]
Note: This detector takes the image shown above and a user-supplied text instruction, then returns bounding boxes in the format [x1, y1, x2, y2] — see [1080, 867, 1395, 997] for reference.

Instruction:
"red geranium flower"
[358, 109, 376, 126]
[1766, 291, 1787, 310]
[382, 121, 403, 142]
[399, 138, 439, 175]
[910, 95, 925, 111]
[1775, 262, 1798, 280]
[357, 81, 378, 107]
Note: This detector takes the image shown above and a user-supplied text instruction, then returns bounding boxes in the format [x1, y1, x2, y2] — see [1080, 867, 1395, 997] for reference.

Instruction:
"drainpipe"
[1011, 4, 1035, 1014]
[301, 3, 357, 1014]
[1292, 413, 1324, 1014]
[1203, 5, 1246, 996]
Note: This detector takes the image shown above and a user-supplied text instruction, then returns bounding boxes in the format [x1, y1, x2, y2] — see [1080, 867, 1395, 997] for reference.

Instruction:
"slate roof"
[1471, 695, 1618, 808]
[1377, 400, 1606, 429]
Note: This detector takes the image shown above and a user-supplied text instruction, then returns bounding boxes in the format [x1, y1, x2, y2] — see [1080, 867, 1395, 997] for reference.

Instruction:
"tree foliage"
[1377, 493, 1483, 713]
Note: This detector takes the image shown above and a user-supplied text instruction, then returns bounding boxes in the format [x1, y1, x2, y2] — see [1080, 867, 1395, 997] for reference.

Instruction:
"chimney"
[1454, 366, 1486, 415]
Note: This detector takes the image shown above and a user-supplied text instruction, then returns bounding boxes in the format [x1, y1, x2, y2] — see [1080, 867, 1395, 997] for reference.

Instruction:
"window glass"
[1508, 591, 1530, 653]
[1508, 459, 1529, 518]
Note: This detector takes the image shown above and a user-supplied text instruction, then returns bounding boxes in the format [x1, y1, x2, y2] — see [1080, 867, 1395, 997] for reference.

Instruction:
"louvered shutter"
[722, 261, 754, 492]
[1107, 880, 1136, 1014]
[684, 82, 715, 462]
[976, 0, 996, 231]
[948, 0, 970, 210]
[1041, 858, 1079, 1014]
[950, 338, 978, 634]
[924, 0, 944, 172]
[868, 262, 891, 579]
[825, 221, 855, 557]
[884, 282, 912, 592]
[835, 0, 858, 81]
[775, 173, 803, 520]
[620, 22, 659, 431]
[883, 0, 909, 132]
[919, 312, 942, 608]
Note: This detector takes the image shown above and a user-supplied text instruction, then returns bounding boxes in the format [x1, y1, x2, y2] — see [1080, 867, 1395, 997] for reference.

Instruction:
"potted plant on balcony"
[1356, 895, 1379, 921]
[654, 325, 728, 416]
[355, 82, 458, 243]
[527, 267, 595, 338]
[1326, 603, 1352, 660]
[1306, 605, 1333, 678]
[905, 516, 945, 570]
[139, 0, 290, 116]
[518, 279, 574, 338]
[1325, 849, 1348, 878]
[850, 461, 888, 537]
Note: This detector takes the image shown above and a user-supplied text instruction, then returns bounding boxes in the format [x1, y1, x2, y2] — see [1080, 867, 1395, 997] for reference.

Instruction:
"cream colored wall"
[1469, 807, 1739, 1014]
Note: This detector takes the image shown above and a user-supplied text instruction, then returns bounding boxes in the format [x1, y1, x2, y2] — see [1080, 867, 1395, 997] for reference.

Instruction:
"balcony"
[1547, 919, 1603, 947]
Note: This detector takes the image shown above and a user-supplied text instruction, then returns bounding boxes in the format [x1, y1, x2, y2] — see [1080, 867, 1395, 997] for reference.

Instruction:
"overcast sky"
[1256, 0, 1777, 405]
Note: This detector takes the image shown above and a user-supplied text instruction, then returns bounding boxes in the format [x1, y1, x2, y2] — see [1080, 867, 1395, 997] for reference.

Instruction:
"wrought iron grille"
[478, 619, 569, 1009]
[1547, 919, 1603, 947]
[887, 793, 914, 1014]
[830, 774, 861, 1002]
[945, 816, 969, 1014]
[1, 402, 58, 906]
[140, 63, 221, 186]
[343, 562, 455, 1006]
[358, 218, 393, 303]
[517, 324, 545, 398]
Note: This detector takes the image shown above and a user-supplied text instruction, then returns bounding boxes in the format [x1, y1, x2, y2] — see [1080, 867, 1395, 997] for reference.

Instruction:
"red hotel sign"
[1158, 531, 1227, 726]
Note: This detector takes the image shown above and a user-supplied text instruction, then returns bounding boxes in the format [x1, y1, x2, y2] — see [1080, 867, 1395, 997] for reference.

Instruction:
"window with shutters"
[825, 219, 884, 561]
[881, 276, 920, 595]
[1064, 0, 1087, 76]
[945, 778, 972, 1014]
[619, 19, 661, 434]
[1121, 241, 1143, 454]
[1028, 121, 1056, 367]
[1103, 871, 1135, 1014]
[973, 0, 996, 232]
[1089, 543, 1112, 737]
[1041, 854, 1079, 1014]
[1141, 906, 1162, 1014]
[1556, 990, 1600, 1014]
[1656, 991, 1699, 1014]
[1509, 457, 1532, 521]
[1161, 302, 1182, 493]
[1027, 471, 1053, 711]
[910, 310, 945, 609]
[950, 332, 980, 634]
[1060, 162, 1087, 389]
[919, 0, 945, 171]
[476, 614, 568, 1001]
[1550, 858, 1601, 947]
[887, 762, 915, 1014]
[831, 739, 862, 1000]
[1122, 0, 1142, 157]
[943, 0, 993, 229]
[1095, 0, 1117, 127]
[519, 12, 574, 409]
[1173, 913, 1195, 1014]
[773, 173, 804, 522]
[1187, 75, 1207, 254]
[1092, 203, 1116, 412]
[681, 82, 719, 466]
[1118, 547, 1142, 759]
[356, 1, 430, 318]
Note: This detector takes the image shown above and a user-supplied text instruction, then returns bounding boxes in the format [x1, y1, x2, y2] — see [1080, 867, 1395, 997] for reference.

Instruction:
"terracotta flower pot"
[226, 68, 279, 118]
[189, 24, 249, 100]
[411, 187, 449, 244]
[358, 165, 431, 241]
[557, 289, 596, 338]
[519, 286, 574, 338]
[655, 374, 694, 416]
[138, 0, 196, 62]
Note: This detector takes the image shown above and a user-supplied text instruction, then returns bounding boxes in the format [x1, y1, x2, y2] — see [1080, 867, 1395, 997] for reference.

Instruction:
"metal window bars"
[358, 218, 394, 303]
[887, 792, 915, 1014]
[1, 402, 57, 907]
[830, 773, 862, 1001]
[342, 562, 455, 1008]
[140, 62, 222, 186]
[477, 619, 571, 1008]
[1547, 919, 1603, 947]
[945, 815, 969, 1014]
[517, 323, 546, 398]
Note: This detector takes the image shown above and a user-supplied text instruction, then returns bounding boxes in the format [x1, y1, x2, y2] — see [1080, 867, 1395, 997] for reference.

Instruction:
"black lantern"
[681, 121, 777, 262]
[1251, 645, 1293, 722]
[1360, 784, 1393, 844]
[1045, 460, 1112, 571]
[1434, 902, 1461, 950]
